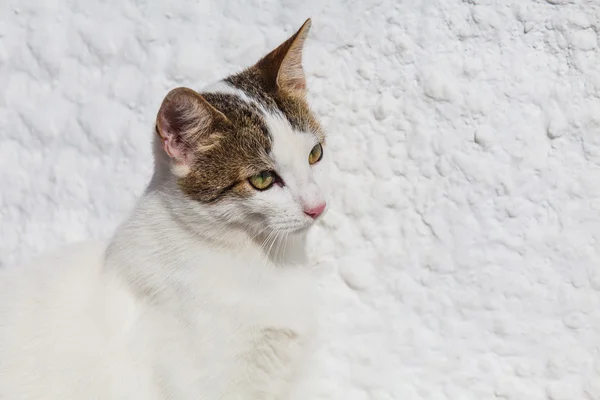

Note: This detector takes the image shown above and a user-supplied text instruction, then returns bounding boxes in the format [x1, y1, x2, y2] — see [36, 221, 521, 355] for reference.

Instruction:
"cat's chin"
[251, 223, 314, 238]
[280, 226, 309, 237]
[276, 221, 315, 236]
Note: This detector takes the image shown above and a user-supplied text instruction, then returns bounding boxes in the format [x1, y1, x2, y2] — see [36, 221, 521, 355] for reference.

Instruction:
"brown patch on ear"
[225, 20, 324, 139]
[255, 18, 312, 94]
[156, 87, 229, 163]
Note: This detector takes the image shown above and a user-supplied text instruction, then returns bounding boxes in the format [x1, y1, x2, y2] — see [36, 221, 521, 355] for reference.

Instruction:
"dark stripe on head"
[225, 70, 324, 140]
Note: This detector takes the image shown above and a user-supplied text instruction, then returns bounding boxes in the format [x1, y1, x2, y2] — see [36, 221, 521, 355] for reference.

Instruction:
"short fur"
[0, 19, 328, 399]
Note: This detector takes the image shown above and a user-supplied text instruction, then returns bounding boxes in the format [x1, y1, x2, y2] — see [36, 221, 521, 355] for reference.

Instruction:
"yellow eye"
[308, 143, 323, 165]
[249, 171, 275, 190]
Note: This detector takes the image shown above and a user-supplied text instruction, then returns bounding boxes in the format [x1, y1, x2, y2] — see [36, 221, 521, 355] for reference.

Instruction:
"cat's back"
[0, 242, 152, 399]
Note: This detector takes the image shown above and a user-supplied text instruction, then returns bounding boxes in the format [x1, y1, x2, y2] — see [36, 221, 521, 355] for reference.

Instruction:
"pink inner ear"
[162, 136, 177, 158]
[157, 114, 187, 162]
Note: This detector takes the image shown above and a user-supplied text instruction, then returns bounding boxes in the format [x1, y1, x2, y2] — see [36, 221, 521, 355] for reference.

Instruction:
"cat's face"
[155, 19, 327, 236]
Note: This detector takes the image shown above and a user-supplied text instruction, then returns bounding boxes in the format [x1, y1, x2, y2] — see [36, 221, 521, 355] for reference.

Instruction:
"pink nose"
[304, 202, 326, 219]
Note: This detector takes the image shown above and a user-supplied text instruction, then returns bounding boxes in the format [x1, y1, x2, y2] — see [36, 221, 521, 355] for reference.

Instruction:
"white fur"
[0, 82, 328, 399]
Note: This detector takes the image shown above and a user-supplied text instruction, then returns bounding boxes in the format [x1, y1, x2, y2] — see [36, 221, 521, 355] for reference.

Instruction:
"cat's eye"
[249, 171, 275, 190]
[308, 143, 323, 165]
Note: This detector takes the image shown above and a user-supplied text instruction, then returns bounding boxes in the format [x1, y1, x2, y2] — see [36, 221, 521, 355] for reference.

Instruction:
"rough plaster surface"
[1, 0, 600, 398]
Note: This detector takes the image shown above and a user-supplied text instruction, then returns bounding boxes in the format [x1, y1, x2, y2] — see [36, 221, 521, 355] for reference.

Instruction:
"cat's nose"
[304, 202, 326, 219]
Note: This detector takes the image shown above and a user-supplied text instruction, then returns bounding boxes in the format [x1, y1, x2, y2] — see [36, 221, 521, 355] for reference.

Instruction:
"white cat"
[0, 19, 328, 399]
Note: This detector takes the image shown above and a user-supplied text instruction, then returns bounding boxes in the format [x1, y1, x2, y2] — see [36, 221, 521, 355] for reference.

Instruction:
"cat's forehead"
[205, 78, 325, 164]
[218, 67, 324, 141]
[200, 72, 325, 165]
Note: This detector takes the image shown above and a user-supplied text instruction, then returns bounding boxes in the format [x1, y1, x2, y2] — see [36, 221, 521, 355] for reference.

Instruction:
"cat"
[0, 18, 329, 399]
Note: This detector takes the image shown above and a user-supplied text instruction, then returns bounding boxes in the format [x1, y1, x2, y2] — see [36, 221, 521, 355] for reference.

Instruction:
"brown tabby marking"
[226, 70, 325, 142]
[179, 93, 274, 203]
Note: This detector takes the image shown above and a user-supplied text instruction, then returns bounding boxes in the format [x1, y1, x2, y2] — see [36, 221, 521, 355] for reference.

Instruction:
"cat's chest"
[149, 310, 312, 399]
[133, 252, 320, 398]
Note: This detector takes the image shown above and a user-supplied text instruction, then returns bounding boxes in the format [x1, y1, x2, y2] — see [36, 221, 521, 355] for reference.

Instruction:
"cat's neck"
[103, 180, 310, 300]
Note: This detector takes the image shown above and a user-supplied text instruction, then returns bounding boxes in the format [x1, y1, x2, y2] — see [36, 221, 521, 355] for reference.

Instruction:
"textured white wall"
[2, 0, 600, 398]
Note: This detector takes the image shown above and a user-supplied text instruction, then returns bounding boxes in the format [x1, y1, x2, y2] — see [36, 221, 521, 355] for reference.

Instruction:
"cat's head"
[153, 19, 327, 239]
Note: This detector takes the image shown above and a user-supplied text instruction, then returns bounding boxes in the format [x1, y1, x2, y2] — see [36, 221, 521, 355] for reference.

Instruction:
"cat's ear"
[156, 87, 228, 163]
[256, 18, 312, 94]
